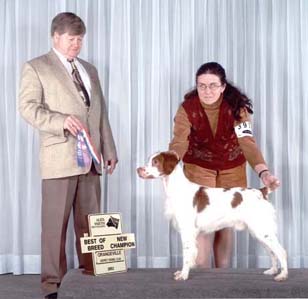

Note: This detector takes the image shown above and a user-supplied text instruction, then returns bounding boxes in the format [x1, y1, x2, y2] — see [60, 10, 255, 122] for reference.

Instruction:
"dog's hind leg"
[174, 229, 198, 281]
[256, 233, 288, 281]
[259, 242, 279, 275]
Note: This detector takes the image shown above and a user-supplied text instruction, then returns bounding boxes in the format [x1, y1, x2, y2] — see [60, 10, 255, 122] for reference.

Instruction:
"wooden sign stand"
[80, 213, 136, 275]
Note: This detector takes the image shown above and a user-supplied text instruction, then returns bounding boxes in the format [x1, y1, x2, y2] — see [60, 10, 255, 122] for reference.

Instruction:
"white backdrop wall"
[1, 0, 308, 274]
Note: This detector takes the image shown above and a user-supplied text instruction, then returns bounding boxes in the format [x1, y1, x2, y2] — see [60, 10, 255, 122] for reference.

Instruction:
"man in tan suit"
[19, 12, 117, 299]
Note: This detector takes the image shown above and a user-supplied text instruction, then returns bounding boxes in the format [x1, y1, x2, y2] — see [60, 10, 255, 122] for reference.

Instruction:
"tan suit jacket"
[19, 50, 117, 179]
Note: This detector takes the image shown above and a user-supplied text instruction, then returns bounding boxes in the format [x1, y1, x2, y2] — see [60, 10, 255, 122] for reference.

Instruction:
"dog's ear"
[161, 151, 179, 175]
[168, 150, 180, 161]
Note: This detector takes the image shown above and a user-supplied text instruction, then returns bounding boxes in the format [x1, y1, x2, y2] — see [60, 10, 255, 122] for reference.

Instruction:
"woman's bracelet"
[258, 169, 269, 178]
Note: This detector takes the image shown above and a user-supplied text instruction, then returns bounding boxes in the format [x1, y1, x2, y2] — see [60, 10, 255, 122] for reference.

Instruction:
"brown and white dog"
[137, 151, 288, 282]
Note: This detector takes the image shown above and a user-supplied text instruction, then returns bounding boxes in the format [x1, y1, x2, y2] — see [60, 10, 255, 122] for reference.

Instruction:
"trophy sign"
[80, 213, 136, 275]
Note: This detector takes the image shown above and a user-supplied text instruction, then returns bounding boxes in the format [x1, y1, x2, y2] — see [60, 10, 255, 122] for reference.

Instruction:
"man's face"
[53, 32, 84, 59]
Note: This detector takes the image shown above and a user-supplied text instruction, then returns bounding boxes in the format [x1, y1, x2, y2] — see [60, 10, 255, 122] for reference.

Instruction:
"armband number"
[234, 121, 253, 138]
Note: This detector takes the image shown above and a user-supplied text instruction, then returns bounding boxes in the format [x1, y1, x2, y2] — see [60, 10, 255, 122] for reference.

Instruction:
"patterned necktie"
[67, 59, 90, 107]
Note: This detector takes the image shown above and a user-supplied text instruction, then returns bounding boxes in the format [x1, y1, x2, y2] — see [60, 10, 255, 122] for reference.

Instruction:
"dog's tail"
[259, 186, 274, 200]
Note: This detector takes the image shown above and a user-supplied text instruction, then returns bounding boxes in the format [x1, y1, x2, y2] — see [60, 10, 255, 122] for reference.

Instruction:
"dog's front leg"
[174, 229, 197, 281]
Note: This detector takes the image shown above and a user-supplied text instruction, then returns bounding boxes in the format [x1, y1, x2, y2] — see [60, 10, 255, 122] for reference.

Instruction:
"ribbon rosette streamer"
[76, 129, 101, 167]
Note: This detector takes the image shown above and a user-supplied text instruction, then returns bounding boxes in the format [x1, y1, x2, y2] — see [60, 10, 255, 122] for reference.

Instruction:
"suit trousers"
[41, 164, 101, 296]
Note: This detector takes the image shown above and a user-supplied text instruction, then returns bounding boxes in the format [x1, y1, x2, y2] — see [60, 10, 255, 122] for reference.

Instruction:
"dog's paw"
[274, 272, 288, 282]
[173, 270, 188, 281]
[263, 267, 278, 275]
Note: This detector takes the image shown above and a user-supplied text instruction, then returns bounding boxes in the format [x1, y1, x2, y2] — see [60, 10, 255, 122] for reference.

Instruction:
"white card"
[234, 121, 253, 138]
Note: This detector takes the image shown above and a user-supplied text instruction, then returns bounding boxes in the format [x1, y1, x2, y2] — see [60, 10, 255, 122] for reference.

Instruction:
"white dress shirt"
[53, 47, 92, 100]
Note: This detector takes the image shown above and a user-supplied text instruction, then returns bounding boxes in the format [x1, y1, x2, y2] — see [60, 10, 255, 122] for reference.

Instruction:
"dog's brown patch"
[150, 151, 179, 176]
[151, 154, 165, 174]
[193, 187, 210, 212]
[260, 187, 269, 199]
[231, 192, 243, 208]
[159, 151, 180, 175]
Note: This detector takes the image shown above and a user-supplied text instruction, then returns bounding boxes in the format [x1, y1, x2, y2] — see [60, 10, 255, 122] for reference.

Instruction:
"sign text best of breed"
[80, 213, 136, 275]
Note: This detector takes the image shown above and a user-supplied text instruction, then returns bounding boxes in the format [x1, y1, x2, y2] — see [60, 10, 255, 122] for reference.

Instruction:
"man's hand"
[104, 159, 117, 174]
[63, 115, 84, 136]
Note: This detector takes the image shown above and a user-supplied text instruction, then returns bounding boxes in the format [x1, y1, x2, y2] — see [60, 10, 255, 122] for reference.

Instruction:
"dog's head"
[137, 151, 180, 179]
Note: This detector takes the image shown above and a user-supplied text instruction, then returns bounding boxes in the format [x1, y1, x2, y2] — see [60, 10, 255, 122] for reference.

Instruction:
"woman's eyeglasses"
[197, 83, 222, 91]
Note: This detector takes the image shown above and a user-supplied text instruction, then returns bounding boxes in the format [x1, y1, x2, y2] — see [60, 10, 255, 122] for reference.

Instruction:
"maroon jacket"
[182, 96, 246, 170]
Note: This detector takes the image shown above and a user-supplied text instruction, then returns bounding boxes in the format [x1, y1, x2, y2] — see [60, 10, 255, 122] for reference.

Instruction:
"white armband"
[234, 121, 253, 138]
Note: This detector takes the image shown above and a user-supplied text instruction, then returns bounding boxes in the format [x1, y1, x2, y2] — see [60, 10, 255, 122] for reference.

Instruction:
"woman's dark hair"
[51, 12, 86, 36]
[185, 62, 253, 120]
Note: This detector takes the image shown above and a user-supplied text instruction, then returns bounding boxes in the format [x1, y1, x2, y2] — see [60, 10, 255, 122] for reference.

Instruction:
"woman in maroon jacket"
[169, 62, 280, 268]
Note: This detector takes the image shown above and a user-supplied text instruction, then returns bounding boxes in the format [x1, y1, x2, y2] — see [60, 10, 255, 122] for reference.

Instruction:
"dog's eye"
[153, 159, 158, 165]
